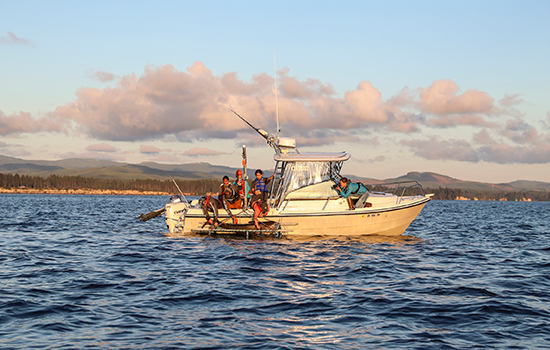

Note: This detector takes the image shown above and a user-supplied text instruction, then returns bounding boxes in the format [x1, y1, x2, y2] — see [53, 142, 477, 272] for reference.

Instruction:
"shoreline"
[0, 188, 541, 201]
[0, 188, 174, 196]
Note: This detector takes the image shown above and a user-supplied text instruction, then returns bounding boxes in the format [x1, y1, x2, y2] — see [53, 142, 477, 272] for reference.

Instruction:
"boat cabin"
[267, 151, 350, 209]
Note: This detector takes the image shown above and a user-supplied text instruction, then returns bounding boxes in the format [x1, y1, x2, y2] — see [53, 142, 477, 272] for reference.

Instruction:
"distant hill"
[1, 155, 549, 191]
[358, 171, 550, 192]
[0, 155, 242, 180]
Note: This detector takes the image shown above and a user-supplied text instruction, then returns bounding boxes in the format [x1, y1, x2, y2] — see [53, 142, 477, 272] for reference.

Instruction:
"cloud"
[499, 93, 524, 107]
[427, 114, 497, 128]
[418, 79, 495, 115]
[49, 62, 423, 143]
[0, 110, 67, 136]
[403, 136, 550, 164]
[0, 141, 31, 157]
[4, 61, 548, 165]
[182, 147, 228, 157]
[0, 31, 36, 47]
[87, 70, 117, 82]
[402, 137, 481, 162]
[57, 151, 126, 161]
[354, 155, 386, 164]
[499, 117, 540, 144]
[139, 145, 172, 154]
[477, 142, 550, 164]
[86, 143, 117, 152]
[472, 129, 495, 145]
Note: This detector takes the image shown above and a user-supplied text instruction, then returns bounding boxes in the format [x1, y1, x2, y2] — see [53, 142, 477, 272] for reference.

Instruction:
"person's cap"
[236, 169, 242, 175]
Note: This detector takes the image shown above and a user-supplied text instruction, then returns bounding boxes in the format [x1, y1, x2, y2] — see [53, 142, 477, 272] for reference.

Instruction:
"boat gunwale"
[181, 196, 431, 219]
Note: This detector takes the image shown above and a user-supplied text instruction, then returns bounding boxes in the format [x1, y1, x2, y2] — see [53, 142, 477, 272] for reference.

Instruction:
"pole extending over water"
[274, 51, 280, 137]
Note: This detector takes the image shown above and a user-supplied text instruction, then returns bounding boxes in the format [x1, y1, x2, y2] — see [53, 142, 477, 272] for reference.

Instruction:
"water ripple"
[1, 195, 549, 348]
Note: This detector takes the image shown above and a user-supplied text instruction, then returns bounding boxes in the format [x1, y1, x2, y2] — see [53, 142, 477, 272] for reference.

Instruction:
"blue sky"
[1, 0, 549, 183]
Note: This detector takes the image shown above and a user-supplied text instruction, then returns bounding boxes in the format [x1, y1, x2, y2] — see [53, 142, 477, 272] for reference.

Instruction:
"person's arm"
[340, 185, 352, 198]
[249, 180, 256, 196]
[201, 199, 211, 222]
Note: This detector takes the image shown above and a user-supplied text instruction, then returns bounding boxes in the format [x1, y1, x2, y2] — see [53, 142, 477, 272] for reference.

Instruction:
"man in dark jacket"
[199, 194, 238, 227]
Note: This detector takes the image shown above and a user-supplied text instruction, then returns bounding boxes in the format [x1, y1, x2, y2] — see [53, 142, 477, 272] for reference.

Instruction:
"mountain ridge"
[1, 155, 549, 192]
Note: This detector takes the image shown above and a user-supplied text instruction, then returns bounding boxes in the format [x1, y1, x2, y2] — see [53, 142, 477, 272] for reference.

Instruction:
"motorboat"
[159, 111, 432, 238]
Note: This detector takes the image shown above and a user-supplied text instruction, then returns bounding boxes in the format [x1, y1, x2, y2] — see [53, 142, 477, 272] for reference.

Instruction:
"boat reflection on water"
[164, 229, 422, 247]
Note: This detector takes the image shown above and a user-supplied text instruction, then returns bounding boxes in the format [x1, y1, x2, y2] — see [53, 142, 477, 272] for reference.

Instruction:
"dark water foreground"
[1, 194, 549, 349]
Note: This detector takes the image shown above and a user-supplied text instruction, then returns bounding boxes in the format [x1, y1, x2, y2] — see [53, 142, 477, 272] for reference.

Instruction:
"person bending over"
[199, 195, 237, 227]
[334, 177, 367, 210]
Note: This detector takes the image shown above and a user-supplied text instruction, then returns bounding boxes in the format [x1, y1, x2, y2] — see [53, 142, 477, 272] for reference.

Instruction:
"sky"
[1, 0, 549, 183]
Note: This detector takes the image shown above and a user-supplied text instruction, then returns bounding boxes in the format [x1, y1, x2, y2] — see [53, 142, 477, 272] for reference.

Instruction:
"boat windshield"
[269, 160, 344, 207]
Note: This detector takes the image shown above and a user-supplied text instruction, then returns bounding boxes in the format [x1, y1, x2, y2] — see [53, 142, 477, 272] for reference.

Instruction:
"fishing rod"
[230, 109, 276, 147]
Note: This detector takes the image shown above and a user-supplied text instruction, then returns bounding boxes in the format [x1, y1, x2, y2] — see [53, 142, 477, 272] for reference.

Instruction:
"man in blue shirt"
[334, 177, 368, 210]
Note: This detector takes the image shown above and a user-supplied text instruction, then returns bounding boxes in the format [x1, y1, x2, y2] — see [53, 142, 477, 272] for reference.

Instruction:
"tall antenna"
[274, 51, 280, 137]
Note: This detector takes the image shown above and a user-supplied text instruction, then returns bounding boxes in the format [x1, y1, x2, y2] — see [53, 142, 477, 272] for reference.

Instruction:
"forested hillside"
[2, 172, 549, 201]
[0, 173, 220, 195]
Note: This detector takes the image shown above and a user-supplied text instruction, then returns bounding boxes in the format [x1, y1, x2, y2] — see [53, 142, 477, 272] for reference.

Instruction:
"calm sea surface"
[1, 194, 549, 349]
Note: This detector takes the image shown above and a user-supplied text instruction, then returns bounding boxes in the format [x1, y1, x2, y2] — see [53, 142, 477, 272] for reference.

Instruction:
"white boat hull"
[165, 195, 430, 237]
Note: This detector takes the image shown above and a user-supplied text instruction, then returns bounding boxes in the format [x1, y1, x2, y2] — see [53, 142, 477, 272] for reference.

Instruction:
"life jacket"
[350, 182, 367, 194]
[254, 178, 268, 193]
[199, 195, 212, 211]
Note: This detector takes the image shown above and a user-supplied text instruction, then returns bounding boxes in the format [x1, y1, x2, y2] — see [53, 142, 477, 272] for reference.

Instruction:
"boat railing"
[367, 180, 426, 204]
[278, 195, 341, 211]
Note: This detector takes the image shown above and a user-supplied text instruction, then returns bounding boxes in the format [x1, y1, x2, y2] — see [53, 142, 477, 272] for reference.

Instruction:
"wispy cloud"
[403, 135, 550, 164]
[0, 31, 36, 47]
[183, 147, 228, 157]
[86, 143, 118, 152]
[402, 138, 481, 162]
[139, 145, 172, 154]
[56, 151, 126, 161]
[87, 70, 117, 82]
[0, 141, 32, 157]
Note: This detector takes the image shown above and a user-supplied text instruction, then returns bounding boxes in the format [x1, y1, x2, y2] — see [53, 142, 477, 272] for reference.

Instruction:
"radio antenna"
[274, 51, 280, 137]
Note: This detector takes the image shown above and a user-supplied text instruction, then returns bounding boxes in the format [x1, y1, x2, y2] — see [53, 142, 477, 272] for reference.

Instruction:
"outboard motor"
[165, 195, 189, 233]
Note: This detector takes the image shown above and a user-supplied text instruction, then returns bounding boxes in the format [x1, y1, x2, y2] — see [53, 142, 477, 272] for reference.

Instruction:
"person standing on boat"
[250, 169, 273, 203]
[250, 169, 274, 229]
[334, 177, 368, 210]
[199, 194, 238, 227]
[233, 169, 250, 208]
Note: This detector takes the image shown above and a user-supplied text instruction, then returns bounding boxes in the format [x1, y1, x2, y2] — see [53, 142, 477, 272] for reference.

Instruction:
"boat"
[156, 111, 432, 238]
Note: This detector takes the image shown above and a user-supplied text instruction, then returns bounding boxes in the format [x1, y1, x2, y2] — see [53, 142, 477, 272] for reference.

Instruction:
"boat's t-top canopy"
[269, 151, 350, 207]
[274, 152, 350, 162]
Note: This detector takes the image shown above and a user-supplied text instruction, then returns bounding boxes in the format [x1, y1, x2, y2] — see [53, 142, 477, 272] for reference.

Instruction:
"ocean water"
[1, 194, 549, 349]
